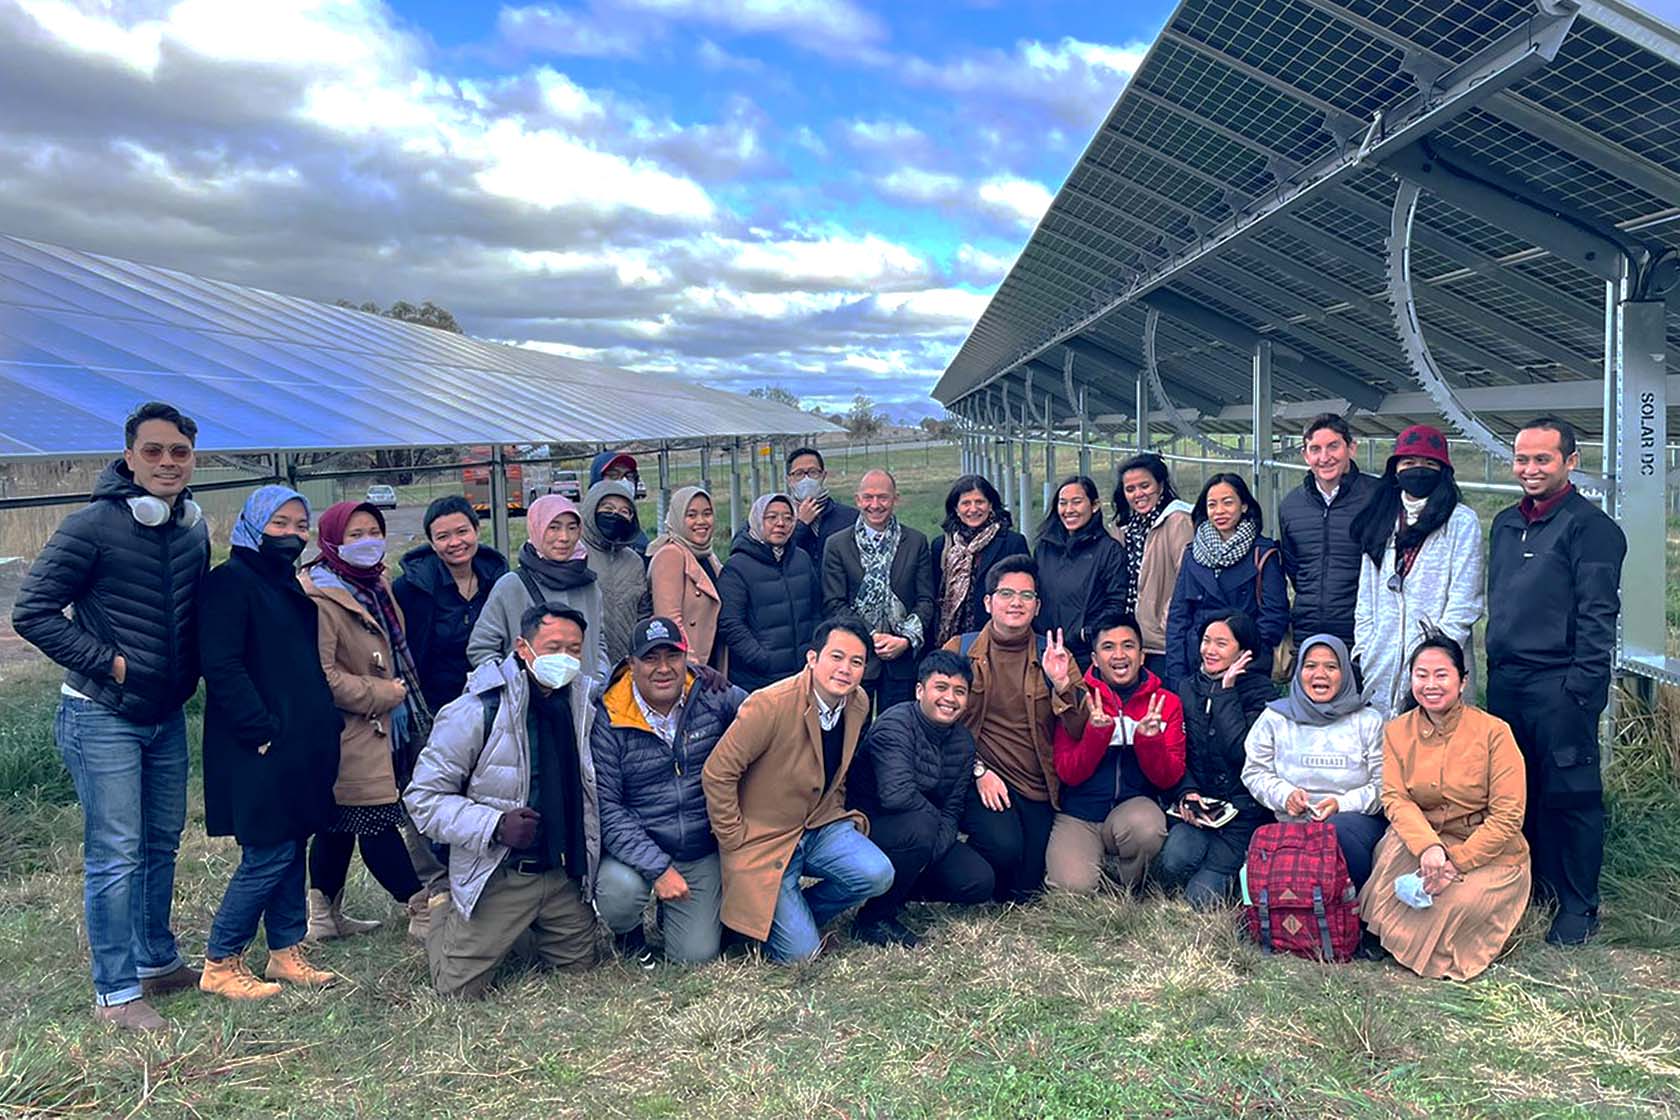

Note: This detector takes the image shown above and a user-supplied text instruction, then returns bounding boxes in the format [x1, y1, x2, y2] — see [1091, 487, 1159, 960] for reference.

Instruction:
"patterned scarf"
[936, 518, 1002, 647]
[853, 517, 923, 650]
[310, 567, 433, 777]
[1120, 502, 1156, 614]
[1191, 516, 1257, 571]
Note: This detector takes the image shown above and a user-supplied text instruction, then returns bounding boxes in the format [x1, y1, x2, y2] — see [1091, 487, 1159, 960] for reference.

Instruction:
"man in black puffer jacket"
[1277, 414, 1379, 650]
[591, 617, 747, 964]
[13, 402, 210, 1029]
[847, 650, 995, 947]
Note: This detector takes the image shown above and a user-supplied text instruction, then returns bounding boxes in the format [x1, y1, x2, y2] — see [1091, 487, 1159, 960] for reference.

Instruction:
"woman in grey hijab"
[1240, 634, 1388, 887]
[716, 493, 823, 692]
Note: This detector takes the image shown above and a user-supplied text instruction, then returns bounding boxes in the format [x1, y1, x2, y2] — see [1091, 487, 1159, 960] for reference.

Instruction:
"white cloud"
[499, 0, 887, 62]
[954, 242, 1013, 285]
[976, 175, 1051, 229]
[901, 36, 1148, 128]
[698, 231, 932, 292]
[877, 167, 963, 205]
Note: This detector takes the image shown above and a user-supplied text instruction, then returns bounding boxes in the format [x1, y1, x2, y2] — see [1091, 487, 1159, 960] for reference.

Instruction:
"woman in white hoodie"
[1350, 425, 1484, 717]
[1110, 453, 1194, 682]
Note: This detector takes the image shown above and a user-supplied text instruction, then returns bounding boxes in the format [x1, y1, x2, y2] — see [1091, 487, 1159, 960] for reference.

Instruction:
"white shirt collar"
[812, 688, 844, 731]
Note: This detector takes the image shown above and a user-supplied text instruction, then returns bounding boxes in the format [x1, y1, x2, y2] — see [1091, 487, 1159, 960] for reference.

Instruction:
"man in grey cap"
[591, 617, 748, 965]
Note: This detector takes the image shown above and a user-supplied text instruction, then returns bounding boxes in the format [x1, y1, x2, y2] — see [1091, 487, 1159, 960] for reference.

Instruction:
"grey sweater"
[466, 568, 608, 682]
[1241, 706, 1386, 818]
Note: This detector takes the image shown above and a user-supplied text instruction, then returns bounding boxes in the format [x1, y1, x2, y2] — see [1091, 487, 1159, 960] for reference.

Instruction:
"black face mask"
[258, 532, 307, 566]
[594, 511, 636, 543]
[1396, 467, 1439, 499]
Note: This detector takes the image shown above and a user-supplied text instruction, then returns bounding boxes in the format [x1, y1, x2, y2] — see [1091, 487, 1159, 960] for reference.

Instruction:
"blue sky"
[0, 0, 1176, 419]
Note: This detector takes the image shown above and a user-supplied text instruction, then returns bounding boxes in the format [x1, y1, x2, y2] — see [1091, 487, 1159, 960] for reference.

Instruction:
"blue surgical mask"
[789, 477, 826, 503]
[529, 652, 581, 690]
[1393, 871, 1433, 909]
[339, 537, 387, 568]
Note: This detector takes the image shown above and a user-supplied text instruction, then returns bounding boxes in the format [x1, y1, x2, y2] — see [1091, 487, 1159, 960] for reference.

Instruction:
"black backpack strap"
[1257, 888, 1273, 954]
[1312, 885, 1333, 960]
[515, 567, 547, 611]
[480, 690, 502, 747]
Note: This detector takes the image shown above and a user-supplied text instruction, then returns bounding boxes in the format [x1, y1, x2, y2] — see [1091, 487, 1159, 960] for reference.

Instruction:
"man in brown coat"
[702, 616, 894, 962]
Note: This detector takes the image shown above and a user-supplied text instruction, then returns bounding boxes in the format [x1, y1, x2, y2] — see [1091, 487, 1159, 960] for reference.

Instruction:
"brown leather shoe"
[94, 999, 166, 1031]
[264, 943, 337, 987]
[141, 963, 202, 998]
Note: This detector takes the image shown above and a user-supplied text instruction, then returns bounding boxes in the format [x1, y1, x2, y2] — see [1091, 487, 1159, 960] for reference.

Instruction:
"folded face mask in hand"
[1394, 871, 1433, 909]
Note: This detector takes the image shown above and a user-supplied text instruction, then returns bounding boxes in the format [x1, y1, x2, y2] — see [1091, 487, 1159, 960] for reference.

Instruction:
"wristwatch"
[972, 760, 988, 779]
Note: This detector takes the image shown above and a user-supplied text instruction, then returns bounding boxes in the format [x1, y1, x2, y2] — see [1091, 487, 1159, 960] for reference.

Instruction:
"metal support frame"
[1042, 394, 1056, 515]
[656, 442, 672, 529]
[1018, 377, 1034, 529]
[489, 444, 510, 554]
[1143, 309, 1224, 455]
[1252, 340, 1277, 529]
[729, 439, 743, 538]
[1613, 286, 1677, 686]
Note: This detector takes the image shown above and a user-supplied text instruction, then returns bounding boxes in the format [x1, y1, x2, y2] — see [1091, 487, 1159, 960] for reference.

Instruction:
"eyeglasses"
[788, 467, 825, 480]
[137, 443, 194, 463]
[991, 588, 1039, 602]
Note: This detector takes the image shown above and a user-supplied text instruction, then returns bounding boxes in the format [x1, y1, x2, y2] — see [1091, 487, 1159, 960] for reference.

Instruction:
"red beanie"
[1388, 424, 1452, 470]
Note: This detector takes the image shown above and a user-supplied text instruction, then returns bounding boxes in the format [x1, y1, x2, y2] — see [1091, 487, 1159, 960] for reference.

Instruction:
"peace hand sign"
[1136, 692, 1168, 738]
[1085, 689, 1114, 728]
[1220, 649, 1254, 690]
[1040, 628, 1074, 689]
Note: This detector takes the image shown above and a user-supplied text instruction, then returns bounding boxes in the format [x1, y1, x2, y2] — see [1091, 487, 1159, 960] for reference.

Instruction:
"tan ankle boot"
[307, 888, 381, 941]
[265, 943, 337, 987]
[200, 955, 281, 1001]
[405, 889, 432, 944]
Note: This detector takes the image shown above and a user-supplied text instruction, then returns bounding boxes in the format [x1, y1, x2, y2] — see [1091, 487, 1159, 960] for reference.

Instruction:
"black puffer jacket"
[12, 461, 209, 722]
[393, 542, 509, 712]
[1170, 669, 1277, 817]
[1277, 467, 1379, 647]
[200, 546, 342, 846]
[1032, 515, 1128, 665]
[848, 700, 974, 862]
[590, 664, 748, 881]
[716, 529, 823, 692]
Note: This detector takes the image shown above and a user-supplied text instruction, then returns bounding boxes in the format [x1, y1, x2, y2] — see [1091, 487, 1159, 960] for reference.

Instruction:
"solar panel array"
[933, 0, 1680, 439]
[0, 236, 832, 458]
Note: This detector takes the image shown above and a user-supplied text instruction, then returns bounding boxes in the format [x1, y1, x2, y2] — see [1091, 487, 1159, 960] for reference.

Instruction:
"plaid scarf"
[936, 519, 1001, 647]
[1191, 516, 1257, 571]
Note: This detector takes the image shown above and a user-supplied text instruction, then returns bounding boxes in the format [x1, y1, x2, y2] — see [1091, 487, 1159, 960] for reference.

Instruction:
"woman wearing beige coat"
[1359, 635, 1530, 980]
[299, 501, 430, 941]
[1109, 453, 1193, 680]
[648, 486, 726, 671]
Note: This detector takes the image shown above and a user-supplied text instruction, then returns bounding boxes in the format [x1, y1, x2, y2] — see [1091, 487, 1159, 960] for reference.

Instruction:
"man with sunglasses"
[14, 401, 211, 1030]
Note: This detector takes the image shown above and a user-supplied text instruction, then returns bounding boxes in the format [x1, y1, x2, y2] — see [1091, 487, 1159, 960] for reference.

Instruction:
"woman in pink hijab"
[465, 494, 608, 679]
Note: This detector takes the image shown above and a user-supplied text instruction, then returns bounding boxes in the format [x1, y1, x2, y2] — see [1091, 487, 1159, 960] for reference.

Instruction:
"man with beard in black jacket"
[1277, 414, 1378, 653]
[13, 402, 210, 1030]
[1486, 416, 1626, 946]
[847, 651, 995, 947]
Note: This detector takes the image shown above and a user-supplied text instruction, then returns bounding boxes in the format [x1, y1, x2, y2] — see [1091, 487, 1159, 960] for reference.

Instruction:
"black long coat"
[821, 523, 935, 686]
[199, 547, 342, 847]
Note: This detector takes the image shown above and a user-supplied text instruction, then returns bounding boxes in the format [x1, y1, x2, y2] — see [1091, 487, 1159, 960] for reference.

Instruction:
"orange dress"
[1359, 704, 1531, 980]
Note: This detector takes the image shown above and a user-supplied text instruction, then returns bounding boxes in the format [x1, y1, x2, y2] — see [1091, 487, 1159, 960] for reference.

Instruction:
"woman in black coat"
[1032, 475, 1128, 667]
[716, 493, 822, 692]
[198, 486, 342, 998]
[931, 474, 1029, 647]
[392, 495, 508, 712]
[1154, 611, 1276, 910]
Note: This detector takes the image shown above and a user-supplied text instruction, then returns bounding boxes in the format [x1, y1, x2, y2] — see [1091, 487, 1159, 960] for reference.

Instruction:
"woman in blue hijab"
[197, 486, 343, 999]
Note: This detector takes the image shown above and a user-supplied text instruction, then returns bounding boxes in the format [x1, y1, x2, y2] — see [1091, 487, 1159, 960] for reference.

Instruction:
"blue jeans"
[55, 697, 189, 1006]
[206, 840, 308, 959]
[764, 821, 894, 963]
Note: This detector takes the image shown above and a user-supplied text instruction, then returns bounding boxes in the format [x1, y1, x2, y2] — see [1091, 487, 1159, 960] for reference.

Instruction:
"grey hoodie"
[579, 479, 647, 667]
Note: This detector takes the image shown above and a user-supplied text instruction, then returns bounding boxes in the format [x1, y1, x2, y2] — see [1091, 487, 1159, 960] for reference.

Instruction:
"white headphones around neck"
[128, 495, 202, 529]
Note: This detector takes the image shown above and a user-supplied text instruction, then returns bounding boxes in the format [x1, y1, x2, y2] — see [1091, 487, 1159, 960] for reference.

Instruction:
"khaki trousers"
[1044, 797, 1168, 893]
[428, 863, 598, 999]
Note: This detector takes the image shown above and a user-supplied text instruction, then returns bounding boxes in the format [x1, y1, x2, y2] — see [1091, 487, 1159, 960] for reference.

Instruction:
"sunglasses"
[136, 443, 194, 464]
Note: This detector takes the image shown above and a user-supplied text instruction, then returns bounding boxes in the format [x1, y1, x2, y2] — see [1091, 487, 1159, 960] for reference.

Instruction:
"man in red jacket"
[1045, 613, 1185, 892]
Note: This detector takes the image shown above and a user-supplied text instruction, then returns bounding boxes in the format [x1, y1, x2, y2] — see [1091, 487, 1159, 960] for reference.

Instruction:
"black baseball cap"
[631, 616, 688, 658]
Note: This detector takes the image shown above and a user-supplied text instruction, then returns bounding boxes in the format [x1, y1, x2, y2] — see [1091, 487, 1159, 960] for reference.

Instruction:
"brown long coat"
[300, 569, 407, 807]
[649, 540, 725, 670]
[701, 667, 870, 940]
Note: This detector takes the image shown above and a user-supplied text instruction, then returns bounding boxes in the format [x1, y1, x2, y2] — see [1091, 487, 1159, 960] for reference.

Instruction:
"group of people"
[14, 403, 1626, 1030]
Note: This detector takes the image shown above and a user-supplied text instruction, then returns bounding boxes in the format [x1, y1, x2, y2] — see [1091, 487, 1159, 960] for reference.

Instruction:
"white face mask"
[128, 495, 202, 529]
[789, 476, 826, 503]
[339, 536, 387, 568]
[528, 651, 582, 690]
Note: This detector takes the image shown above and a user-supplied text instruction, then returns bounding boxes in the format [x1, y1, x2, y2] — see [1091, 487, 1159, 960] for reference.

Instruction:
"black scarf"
[525, 683, 588, 875]
[519, 540, 598, 592]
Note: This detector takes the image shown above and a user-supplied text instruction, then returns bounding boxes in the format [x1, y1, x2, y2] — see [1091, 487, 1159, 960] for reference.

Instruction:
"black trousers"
[865, 673, 917, 715]
[310, 827, 423, 904]
[961, 784, 1055, 903]
[857, 807, 995, 924]
[1487, 669, 1605, 918]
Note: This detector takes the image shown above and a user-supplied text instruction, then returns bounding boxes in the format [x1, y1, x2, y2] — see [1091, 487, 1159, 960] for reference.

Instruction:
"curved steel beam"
[1144, 308, 1225, 455]
[1387, 180, 1604, 494]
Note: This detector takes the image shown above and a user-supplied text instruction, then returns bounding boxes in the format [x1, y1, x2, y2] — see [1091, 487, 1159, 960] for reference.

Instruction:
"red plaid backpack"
[1242, 821, 1359, 962]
